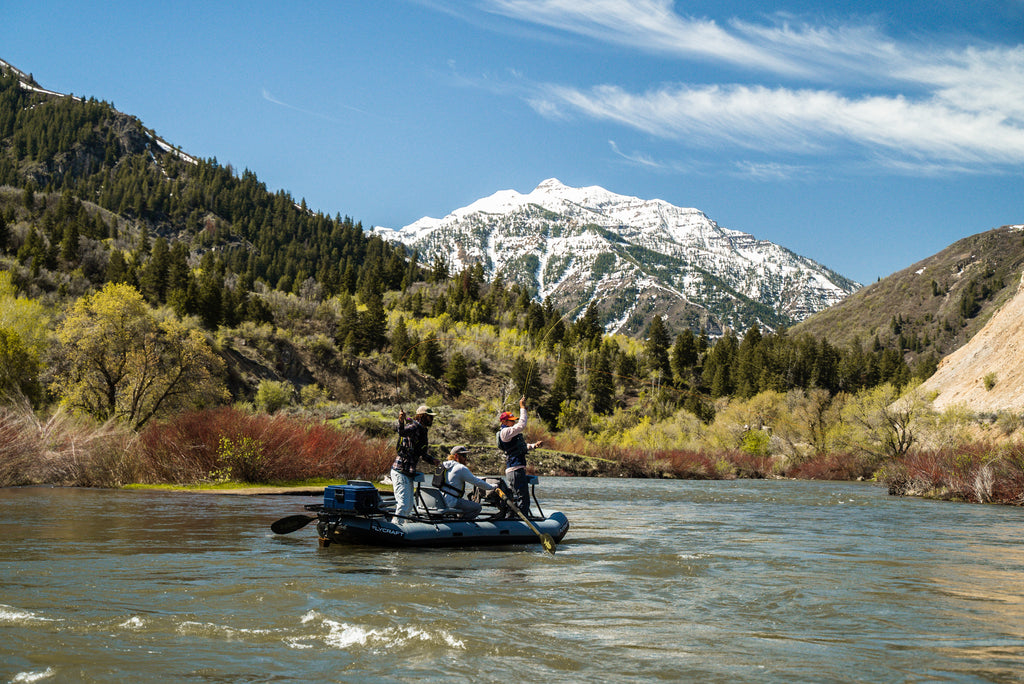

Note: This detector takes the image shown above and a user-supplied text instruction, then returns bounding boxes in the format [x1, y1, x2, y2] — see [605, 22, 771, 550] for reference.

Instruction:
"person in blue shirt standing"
[496, 396, 542, 517]
[392, 404, 438, 524]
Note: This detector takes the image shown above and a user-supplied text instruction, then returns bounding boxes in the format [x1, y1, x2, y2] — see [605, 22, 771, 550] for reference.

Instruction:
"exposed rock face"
[376, 179, 858, 335]
[921, 273, 1024, 412]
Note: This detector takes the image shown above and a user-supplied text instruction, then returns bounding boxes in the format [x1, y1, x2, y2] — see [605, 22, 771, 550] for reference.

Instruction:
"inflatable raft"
[278, 477, 569, 550]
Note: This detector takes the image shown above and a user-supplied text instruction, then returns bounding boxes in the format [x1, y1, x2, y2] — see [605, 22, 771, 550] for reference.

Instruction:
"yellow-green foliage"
[0, 271, 50, 354]
[613, 409, 703, 452]
[53, 283, 228, 429]
[918, 403, 975, 451]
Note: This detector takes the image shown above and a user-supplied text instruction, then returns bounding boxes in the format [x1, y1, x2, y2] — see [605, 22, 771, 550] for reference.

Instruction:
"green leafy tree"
[843, 383, 926, 462]
[52, 283, 227, 429]
[255, 380, 293, 413]
[0, 271, 50, 355]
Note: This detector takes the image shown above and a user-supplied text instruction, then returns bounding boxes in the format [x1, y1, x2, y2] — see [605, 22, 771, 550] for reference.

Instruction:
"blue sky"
[3, 0, 1022, 285]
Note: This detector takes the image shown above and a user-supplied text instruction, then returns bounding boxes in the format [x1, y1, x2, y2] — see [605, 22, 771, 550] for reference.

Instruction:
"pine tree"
[391, 316, 411, 364]
[60, 221, 79, 262]
[511, 355, 545, 402]
[544, 351, 578, 421]
[358, 293, 387, 353]
[418, 335, 445, 378]
[671, 329, 699, 385]
[445, 351, 469, 396]
[105, 249, 131, 284]
[645, 315, 672, 380]
[589, 343, 616, 415]
[0, 211, 9, 253]
[139, 237, 170, 303]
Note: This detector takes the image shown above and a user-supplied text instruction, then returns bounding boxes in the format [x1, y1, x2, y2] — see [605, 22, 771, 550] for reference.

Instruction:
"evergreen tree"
[105, 249, 131, 285]
[544, 351, 578, 421]
[140, 237, 170, 303]
[445, 351, 469, 396]
[165, 242, 191, 304]
[511, 355, 545, 402]
[703, 330, 738, 397]
[59, 221, 79, 262]
[671, 329, 699, 385]
[358, 293, 387, 353]
[812, 338, 841, 394]
[645, 315, 672, 380]
[735, 325, 763, 398]
[574, 303, 603, 347]
[418, 334, 445, 378]
[335, 293, 358, 351]
[196, 271, 223, 329]
[589, 343, 616, 415]
[391, 316, 411, 364]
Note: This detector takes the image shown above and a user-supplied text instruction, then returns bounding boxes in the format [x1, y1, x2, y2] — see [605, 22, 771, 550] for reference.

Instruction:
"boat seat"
[414, 486, 462, 518]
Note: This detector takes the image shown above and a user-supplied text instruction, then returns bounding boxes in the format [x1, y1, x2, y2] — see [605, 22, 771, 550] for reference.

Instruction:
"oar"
[495, 488, 556, 555]
[271, 514, 317, 534]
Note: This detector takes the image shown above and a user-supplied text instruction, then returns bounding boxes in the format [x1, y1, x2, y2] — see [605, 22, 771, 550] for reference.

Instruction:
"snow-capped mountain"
[375, 179, 860, 336]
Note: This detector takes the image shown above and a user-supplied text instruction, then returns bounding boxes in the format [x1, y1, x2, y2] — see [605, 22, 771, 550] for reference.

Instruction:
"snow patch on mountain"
[375, 179, 859, 335]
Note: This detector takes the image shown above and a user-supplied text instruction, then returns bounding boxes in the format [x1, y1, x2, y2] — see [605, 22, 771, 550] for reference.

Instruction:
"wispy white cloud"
[537, 81, 1024, 165]
[608, 140, 663, 168]
[733, 160, 808, 181]
[262, 89, 371, 123]
[478, 0, 1024, 170]
[483, 0, 801, 73]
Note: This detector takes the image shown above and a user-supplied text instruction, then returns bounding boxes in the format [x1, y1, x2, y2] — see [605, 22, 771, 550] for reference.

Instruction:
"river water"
[1, 478, 1022, 683]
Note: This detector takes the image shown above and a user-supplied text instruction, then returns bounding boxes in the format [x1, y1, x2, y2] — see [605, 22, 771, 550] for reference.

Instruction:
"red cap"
[499, 411, 515, 422]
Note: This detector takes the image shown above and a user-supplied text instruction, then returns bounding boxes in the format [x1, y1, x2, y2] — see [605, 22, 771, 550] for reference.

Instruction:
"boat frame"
[306, 475, 569, 549]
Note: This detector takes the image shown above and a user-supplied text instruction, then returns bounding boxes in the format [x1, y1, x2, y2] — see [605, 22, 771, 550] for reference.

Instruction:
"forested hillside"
[0, 63, 923, 414]
[793, 225, 1024, 370]
[3, 60, 1023, 505]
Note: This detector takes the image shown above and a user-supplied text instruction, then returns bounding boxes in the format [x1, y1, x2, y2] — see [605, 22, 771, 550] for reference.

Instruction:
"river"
[1, 479, 1022, 682]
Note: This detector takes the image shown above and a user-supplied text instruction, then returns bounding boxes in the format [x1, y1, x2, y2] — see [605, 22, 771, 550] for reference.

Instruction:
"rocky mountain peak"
[376, 180, 859, 336]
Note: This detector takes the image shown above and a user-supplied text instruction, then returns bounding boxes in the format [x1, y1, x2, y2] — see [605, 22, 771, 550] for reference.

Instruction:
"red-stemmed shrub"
[137, 407, 392, 484]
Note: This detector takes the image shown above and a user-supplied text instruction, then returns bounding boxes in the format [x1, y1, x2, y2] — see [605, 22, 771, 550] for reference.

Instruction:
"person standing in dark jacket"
[391, 404, 438, 524]
[496, 396, 542, 517]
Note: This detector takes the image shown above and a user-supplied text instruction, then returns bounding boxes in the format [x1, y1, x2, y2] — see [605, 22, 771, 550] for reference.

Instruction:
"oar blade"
[540, 534, 557, 555]
[271, 514, 316, 534]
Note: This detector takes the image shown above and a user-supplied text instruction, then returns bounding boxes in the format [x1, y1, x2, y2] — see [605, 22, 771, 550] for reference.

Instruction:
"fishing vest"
[392, 421, 431, 476]
[497, 431, 528, 470]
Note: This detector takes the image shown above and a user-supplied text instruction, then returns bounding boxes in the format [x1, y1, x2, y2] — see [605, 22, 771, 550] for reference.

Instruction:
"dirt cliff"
[921, 271, 1024, 413]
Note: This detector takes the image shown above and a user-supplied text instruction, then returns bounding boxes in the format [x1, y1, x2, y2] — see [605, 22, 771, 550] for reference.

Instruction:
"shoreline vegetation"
[3, 74, 1024, 510]
[3, 402, 1022, 506]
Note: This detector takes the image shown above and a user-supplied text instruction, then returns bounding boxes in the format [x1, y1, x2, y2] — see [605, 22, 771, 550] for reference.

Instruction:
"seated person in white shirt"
[438, 445, 496, 520]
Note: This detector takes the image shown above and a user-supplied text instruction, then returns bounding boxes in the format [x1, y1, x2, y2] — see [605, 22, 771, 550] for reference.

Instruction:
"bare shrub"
[787, 451, 874, 481]
[0, 405, 138, 487]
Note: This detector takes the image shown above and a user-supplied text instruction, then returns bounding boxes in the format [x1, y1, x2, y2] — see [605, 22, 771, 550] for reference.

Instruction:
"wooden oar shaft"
[496, 488, 556, 554]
